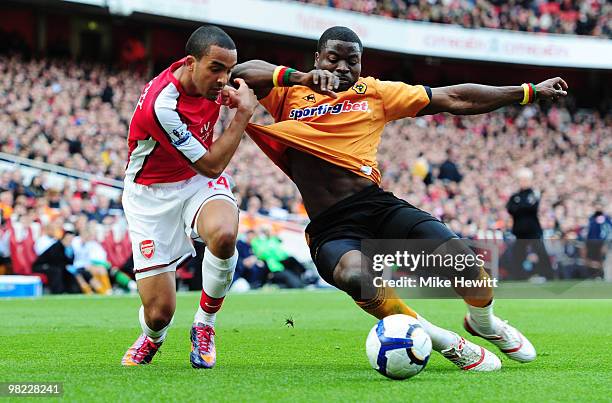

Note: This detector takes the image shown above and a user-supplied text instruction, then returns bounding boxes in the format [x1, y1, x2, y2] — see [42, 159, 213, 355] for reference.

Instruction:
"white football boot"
[440, 336, 502, 371]
[464, 315, 536, 363]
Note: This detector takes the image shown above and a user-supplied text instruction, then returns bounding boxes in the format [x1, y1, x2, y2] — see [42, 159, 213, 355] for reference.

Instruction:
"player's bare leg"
[330, 249, 501, 371]
[122, 272, 176, 366]
[190, 199, 239, 369]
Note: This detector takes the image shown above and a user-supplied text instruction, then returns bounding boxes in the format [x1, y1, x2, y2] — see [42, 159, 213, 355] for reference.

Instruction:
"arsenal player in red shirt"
[121, 26, 257, 369]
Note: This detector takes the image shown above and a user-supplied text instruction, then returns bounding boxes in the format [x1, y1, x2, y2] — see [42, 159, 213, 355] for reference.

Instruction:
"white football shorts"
[122, 174, 237, 280]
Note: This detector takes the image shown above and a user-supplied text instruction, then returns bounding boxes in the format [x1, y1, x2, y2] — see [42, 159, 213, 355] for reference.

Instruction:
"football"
[366, 314, 432, 380]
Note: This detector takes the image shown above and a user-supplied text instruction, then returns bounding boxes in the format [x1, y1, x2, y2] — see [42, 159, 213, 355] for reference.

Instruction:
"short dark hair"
[185, 25, 236, 59]
[317, 26, 363, 53]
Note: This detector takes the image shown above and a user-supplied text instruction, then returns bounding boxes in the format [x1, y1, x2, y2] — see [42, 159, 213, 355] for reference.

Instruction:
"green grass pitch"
[2, 289, 611, 402]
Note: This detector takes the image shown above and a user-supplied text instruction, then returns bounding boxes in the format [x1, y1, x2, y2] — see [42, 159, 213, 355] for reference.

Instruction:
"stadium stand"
[291, 0, 612, 38]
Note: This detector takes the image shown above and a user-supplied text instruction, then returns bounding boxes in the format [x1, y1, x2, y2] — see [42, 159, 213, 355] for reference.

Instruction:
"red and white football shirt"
[125, 58, 221, 185]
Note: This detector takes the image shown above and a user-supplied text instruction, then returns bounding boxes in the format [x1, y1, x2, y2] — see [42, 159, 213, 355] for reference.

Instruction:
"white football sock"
[194, 307, 216, 327]
[467, 300, 497, 334]
[139, 305, 173, 343]
[417, 314, 460, 352]
[202, 247, 238, 298]
[193, 248, 238, 326]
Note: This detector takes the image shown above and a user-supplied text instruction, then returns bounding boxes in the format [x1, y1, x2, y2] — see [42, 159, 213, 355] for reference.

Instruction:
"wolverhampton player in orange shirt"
[233, 26, 568, 371]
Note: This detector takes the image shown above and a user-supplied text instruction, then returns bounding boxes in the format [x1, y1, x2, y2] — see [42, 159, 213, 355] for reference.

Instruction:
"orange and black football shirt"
[245, 77, 431, 185]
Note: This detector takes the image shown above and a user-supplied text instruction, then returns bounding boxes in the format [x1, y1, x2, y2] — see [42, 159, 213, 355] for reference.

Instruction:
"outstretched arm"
[417, 77, 568, 116]
[232, 60, 339, 99]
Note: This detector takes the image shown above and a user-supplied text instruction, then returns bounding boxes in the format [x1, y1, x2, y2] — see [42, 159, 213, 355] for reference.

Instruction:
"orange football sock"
[461, 268, 494, 308]
[355, 287, 418, 320]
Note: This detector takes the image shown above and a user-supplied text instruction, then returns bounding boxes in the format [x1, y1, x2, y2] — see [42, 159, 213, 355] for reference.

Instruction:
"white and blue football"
[366, 314, 432, 380]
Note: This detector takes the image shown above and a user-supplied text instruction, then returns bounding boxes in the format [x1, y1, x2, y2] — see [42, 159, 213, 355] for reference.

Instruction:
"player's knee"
[206, 225, 237, 257]
[332, 251, 366, 298]
[333, 265, 363, 297]
[434, 238, 482, 281]
[146, 303, 175, 330]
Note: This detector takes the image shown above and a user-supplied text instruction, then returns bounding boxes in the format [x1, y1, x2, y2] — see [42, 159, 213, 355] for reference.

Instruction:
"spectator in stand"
[0, 191, 13, 220]
[411, 152, 432, 185]
[235, 230, 269, 289]
[438, 148, 463, 183]
[585, 203, 612, 278]
[84, 195, 110, 223]
[250, 226, 306, 289]
[27, 176, 46, 198]
[0, 223, 10, 273]
[70, 223, 113, 294]
[33, 222, 79, 294]
[101, 77, 116, 104]
[506, 167, 554, 280]
[246, 195, 267, 216]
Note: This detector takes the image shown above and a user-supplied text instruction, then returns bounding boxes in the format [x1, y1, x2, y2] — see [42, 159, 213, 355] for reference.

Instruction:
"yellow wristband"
[520, 83, 530, 105]
[272, 65, 284, 87]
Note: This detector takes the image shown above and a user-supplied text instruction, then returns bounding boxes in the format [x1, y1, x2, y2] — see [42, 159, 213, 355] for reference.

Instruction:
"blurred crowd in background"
[292, 0, 612, 38]
[0, 55, 610, 293]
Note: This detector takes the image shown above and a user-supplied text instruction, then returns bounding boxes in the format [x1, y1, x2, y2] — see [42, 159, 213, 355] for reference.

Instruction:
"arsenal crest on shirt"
[140, 240, 155, 259]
